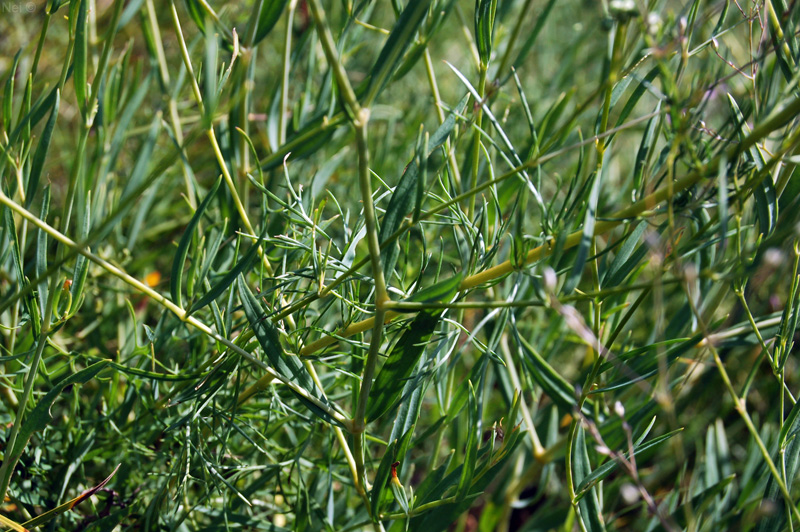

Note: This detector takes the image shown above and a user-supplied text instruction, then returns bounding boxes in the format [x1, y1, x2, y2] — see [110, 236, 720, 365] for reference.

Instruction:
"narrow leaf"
[564, 169, 602, 294]
[35, 187, 51, 316]
[22, 464, 120, 529]
[26, 90, 60, 208]
[171, 176, 222, 308]
[254, 0, 289, 44]
[574, 425, 606, 531]
[456, 381, 478, 501]
[367, 310, 442, 422]
[74, 0, 88, 114]
[237, 275, 319, 398]
[0, 362, 108, 494]
[574, 428, 683, 502]
[186, 231, 264, 317]
[364, 0, 433, 107]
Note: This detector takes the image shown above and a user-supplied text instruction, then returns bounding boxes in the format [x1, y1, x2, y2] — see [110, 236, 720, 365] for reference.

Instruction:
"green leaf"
[69, 192, 91, 314]
[363, 0, 433, 107]
[672, 475, 736, 529]
[367, 310, 442, 422]
[563, 169, 602, 294]
[74, 0, 88, 115]
[573, 425, 606, 531]
[370, 439, 398, 520]
[171, 176, 222, 308]
[403, 273, 463, 306]
[389, 357, 428, 444]
[35, 187, 50, 317]
[602, 221, 649, 288]
[26, 90, 60, 209]
[186, 231, 264, 317]
[236, 275, 320, 400]
[593, 330, 708, 393]
[456, 381, 479, 501]
[754, 175, 777, 237]
[631, 101, 662, 195]
[0, 361, 108, 494]
[379, 94, 469, 277]
[515, 333, 593, 415]
[3, 202, 40, 337]
[474, 0, 497, 65]
[3, 49, 21, 133]
[574, 428, 683, 502]
[22, 464, 120, 529]
[182, 0, 233, 45]
[254, 0, 289, 44]
[780, 395, 800, 449]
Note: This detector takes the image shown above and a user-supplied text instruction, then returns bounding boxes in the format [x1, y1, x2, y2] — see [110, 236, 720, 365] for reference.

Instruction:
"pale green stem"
[423, 48, 462, 187]
[685, 283, 800, 526]
[146, 0, 197, 209]
[294, 85, 800, 357]
[169, 0, 274, 274]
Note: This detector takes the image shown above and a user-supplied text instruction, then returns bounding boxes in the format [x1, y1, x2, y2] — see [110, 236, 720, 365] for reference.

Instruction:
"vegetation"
[1, 0, 800, 530]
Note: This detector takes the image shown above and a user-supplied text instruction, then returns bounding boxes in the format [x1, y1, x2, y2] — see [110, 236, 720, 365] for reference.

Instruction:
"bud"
[390, 461, 410, 515]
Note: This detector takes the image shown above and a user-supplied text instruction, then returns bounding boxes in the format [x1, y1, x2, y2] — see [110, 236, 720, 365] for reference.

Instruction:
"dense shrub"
[1, 0, 800, 530]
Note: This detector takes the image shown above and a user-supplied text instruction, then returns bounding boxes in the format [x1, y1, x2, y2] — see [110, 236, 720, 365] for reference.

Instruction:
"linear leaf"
[26, 90, 60, 209]
[574, 428, 683, 502]
[363, 0, 433, 107]
[69, 192, 91, 314]
[456, 381, 479, 501]
[254, 0, 289, 44]
[22, 464, 120, 529]
[236, 275, 319, 399]
[564, 169, 602, 294]
[186, 230, 265, 317]
[3, 203, 40, 336]
[3, 50, 21, 133]
[515, 333, 593, 415]
[379, 94, 469, 277]
[367, 310, 442, 422]
[35, 187, 50, 316]
[474, 0, 497, 64]
[754, 175, 777, 237]
[74, 0, 88, 114]
[370, 438, 398, 520]
[574, 425, 606, 531]
[602, 222, 649, 288]
[0, 361, 108, 494]
[171, 176, 222, 308]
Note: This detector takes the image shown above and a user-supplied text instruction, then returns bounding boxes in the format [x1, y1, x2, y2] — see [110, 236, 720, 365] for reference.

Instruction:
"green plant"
[1, 0, 800, 530]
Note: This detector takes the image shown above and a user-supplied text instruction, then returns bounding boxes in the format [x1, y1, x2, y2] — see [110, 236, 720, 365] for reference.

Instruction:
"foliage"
[0, 0, 800, 530]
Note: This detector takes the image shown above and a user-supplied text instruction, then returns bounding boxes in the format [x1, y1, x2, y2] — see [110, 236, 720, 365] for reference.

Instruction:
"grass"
[1, 0, 800, 530]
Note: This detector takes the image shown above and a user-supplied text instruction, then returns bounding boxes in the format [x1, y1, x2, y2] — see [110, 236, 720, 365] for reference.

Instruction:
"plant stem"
[169, 0, 274, 275]
[0, 275, 57, 500]
[685, 282, 800, 526]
